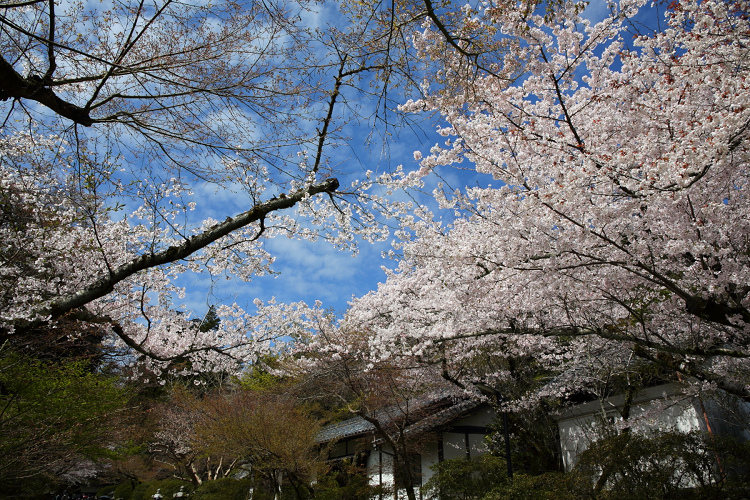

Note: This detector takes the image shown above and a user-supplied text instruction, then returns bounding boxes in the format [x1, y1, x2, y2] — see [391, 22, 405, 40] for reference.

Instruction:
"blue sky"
[177, 120, 439, 318]
[166, 0, 664, 321]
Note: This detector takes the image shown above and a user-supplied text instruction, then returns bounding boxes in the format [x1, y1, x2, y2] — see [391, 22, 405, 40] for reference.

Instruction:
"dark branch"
[0, 55, 94, 126]
[434, 325, 749, 360]
[18, 177, 339, 328]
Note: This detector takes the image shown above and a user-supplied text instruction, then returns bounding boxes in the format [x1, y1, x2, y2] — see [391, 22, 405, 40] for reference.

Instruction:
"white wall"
[365, 405, 496, 499]
[421, 406, 494, 485]
[556, 384, 703, 471]
[366, 446, 395, 496]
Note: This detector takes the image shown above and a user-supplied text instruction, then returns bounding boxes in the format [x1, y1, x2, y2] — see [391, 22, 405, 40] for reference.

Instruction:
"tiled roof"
[316, 391, 484, 444]
[404, 399, 481, 435]
[316, 416, 375, 443]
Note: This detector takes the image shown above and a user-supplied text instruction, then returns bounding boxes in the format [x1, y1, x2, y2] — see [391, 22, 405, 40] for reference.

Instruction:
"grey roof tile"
[316, 391, 484, 443]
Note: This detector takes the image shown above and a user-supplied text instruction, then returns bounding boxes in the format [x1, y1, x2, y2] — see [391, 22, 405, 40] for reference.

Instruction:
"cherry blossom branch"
[631, 346, 750, 400]
[422, 0, 477, 59]
[313, 54, 348, 174]
[19, 178, 339, 329]
[433, 326, 749, 361]
[68, 309, 243, 363]
[421, 0, 509, 81]
[0, 0, 46, 6]
[85, 0, 172, 111]
[539, 201, 750, 327]
[427, 324, 749, 398]
[43, 0, 55, 83]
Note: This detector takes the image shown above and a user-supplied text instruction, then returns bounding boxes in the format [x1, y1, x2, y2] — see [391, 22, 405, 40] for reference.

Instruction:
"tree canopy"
[0, 0, 421, 373]
[0, 349, 128, 492]
[2, 1, 750, 486]
[345, 0, 750, 401]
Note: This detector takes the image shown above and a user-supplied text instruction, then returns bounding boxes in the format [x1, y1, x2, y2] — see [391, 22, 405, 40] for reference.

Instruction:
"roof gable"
[316, 391, 485, 444]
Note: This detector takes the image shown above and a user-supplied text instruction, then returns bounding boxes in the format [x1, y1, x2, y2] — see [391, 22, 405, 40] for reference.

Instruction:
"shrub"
[96, 485, 117, 498]
[313, 467, 385, 500]
[570, 431, 750, 499]
[112, 482, 134, 500]
[422, 455, 509, 500]
[444, 431, 750, 500]
[481, 472, 579, 500]
[129, 479, 192, 500]
[190, 478, 254, 500]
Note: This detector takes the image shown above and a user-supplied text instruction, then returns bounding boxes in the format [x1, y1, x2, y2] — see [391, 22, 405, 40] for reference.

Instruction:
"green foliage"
[422, 455, 509, 500]
[236, 356, 285, 393]
[190, 478, 253, 500]
[481, 473, 578, 500]
[239, 368, 282, 393]
[97, 485, 115, 497]
[313, 463, 385, 500]
[482, 432, 750, 500]
[0, 477, 50, 500]
[0, 350, 128, 492]
[129, 479, 192, 500]
[429, 431, 750, 500]
[569, 431, 750, 500]
[112, 482, 135, 499]
[197, 305, 221, 333]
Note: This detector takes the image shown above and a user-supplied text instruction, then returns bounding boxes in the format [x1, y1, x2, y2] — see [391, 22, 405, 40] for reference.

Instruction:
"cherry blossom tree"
[0, 0, 411, 372]
[0, 0, 539, 374]
[346, 0, 750, 402]
[290, 321, 457, 500]
[0, 129, 346, 373]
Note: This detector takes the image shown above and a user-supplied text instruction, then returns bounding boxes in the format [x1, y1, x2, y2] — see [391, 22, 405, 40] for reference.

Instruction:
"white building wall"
[557, 384, 703, 471]
[421, 406, 495, 486]
[366, 406, 496, 498]
[366, 445, 395, 494]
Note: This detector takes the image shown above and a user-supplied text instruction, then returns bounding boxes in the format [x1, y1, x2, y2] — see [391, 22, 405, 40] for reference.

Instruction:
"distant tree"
[0, 348, 127, 496]
[149, 386, 238, 487]
[193, 391, 323, 499]
[197, 306, 222, 334]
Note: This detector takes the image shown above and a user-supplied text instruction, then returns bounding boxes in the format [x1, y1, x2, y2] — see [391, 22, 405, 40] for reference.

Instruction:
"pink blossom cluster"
[346, 0, 750, 402]
[0, 131, 341, 376]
